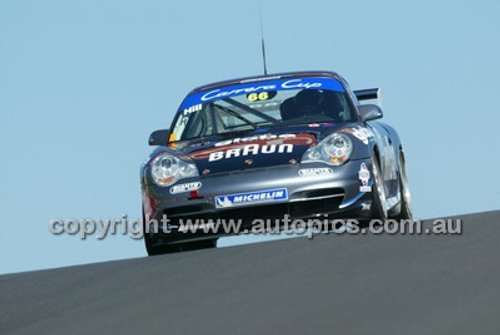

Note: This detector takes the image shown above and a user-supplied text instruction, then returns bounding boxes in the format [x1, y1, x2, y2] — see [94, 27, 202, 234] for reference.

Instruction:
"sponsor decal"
[215, 188, 288, 209]
[183, 104, 202, 115]
[298, 168, 334, 176]
[209, 143, 293, 162]
[180, 77, 345, 109]
[189, 133, 315, 162]
[201, 80, 321, 102]
[342, 127, 373, 145]
[358, 163, 372, 192]
[169, 182, 202, 195]
[214, 133, 296, 147]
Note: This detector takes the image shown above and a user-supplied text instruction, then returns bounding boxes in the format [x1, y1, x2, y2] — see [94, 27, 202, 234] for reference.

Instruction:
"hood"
[169, 123, 347, 174]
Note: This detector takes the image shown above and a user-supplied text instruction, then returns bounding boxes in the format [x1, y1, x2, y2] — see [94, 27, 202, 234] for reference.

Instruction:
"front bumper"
[142, 159, 375, 241]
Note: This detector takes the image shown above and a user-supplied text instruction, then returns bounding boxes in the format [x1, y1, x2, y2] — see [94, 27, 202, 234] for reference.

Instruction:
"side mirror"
[148, 129, 170, 146]
[358, 104, 383, 122]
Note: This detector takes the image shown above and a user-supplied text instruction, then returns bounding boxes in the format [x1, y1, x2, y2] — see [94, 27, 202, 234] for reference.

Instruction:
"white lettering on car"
[214, 134, 296, 147]
[201, 85, 277, 102]
[208, 144, 294, 162]
[281, 79, 322, 90]
[183, 104, 202, 115]
[199, 79, 324, 103]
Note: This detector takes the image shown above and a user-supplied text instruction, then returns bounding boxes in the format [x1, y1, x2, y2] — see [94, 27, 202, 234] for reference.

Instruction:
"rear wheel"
[394, 152, 413, 220]
[143, 213, 218, 256]
[371, 156, 388, 220]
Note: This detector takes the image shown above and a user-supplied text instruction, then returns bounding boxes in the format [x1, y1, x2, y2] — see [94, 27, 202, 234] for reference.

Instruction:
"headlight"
[150, 153, 198, 186]
[302, 133, 353, 166]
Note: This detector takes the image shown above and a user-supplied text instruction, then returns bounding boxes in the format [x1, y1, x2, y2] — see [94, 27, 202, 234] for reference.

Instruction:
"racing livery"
[141, 71, 412, 255]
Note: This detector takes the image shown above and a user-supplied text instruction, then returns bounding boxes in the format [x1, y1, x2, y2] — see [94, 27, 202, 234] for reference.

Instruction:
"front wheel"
[142, 211, 218, 256]
[145, 235, 218, 256]
[371, 156, 388, 220]
[394, 152, 413, 220]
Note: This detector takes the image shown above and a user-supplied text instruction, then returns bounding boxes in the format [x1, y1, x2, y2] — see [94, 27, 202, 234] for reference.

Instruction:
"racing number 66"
[247, 92, 269, 101]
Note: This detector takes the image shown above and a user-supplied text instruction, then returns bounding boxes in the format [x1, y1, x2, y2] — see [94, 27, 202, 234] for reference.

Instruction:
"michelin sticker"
[358, 163, 372, 192]
[170, 182, 202, 195]
[298, 168, 333, 176]
[215, 188, 288, 209]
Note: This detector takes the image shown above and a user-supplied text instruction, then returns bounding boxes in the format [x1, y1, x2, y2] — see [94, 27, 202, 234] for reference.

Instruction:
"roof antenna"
[259, 1, 268, 76]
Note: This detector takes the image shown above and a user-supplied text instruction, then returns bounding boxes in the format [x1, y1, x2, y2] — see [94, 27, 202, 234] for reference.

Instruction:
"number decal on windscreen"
[247, 91, 277, 102]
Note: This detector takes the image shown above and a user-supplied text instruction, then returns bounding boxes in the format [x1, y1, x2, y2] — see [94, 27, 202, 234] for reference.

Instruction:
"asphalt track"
[1, 211, 500, 335]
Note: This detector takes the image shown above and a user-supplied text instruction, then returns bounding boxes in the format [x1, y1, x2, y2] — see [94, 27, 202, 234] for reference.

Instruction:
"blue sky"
[1, 0, 499, 274]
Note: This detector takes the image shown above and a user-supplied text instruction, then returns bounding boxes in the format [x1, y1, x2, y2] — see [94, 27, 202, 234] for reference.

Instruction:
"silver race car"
[141, 71, 412, 255]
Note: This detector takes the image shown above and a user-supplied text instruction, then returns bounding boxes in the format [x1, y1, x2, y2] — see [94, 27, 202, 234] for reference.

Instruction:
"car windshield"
[169, 76, 357, 142]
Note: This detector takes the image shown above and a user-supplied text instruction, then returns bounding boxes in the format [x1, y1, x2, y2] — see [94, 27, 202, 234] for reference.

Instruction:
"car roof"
[189, 71, 345, 94]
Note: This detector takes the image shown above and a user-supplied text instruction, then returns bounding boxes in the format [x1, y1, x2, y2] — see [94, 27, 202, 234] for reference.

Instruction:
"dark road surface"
[1, 211, 500, 334]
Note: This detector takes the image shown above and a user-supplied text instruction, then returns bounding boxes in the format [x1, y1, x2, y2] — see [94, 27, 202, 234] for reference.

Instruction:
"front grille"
[166, 203, 213, 216]
[290, 197, 343, 218]
[292, 187, 344, 200]
[160, 188, 346, 232]
[219, 203, 288, 225]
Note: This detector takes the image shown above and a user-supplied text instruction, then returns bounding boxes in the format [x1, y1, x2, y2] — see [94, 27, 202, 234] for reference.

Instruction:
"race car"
[141, 71, 412, 255]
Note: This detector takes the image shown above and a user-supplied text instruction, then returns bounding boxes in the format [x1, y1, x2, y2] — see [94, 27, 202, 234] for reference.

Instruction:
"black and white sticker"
[298, 168, 334, 176]
[358, 163, 372, 192]
[342, 127, 373, 145]
[169, 182, 202, 194]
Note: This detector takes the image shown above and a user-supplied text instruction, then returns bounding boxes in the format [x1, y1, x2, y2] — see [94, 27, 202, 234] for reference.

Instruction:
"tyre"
[394, 152, 413, 220]
[143, 213, 218, 255]
[371, 156, 388, 220]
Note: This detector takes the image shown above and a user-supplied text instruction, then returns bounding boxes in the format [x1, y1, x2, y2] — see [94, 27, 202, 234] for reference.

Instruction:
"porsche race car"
[141, 71, 412, 255]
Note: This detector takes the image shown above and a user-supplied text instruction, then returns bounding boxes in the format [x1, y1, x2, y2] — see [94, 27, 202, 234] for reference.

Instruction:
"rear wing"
[353, 88, 380, 102]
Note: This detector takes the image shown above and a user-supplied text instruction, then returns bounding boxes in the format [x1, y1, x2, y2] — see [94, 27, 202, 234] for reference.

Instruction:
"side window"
[181, 107, 214, 139]
[188, 113, 205, 138]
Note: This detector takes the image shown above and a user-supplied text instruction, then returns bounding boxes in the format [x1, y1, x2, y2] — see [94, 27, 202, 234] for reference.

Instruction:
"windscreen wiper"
[213, 103, 258, 129]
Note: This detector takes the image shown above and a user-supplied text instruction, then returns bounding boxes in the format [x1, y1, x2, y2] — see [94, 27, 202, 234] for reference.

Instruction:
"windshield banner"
[180, 77, 345, 109]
